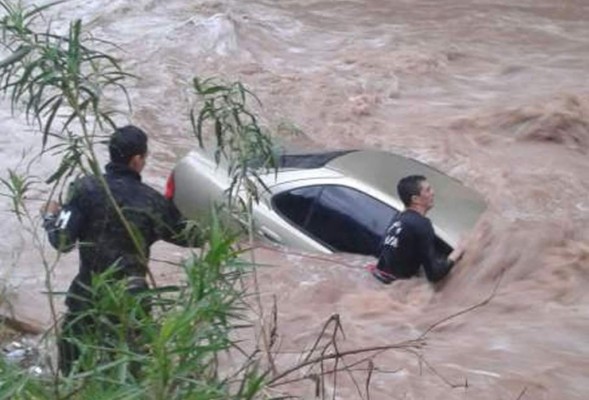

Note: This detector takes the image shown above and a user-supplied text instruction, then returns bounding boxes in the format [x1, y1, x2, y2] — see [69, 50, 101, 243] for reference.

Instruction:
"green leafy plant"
[191, 77, 278, 206]
[0, 168, 37, 222]
[189, 76, 285, 377]
[0, 1, 270, 399]
[0, 0, 133, 185]
[0, 214, 266, 399]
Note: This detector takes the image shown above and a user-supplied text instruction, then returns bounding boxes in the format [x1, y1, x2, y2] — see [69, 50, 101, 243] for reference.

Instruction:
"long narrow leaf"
[0, 45, 30, 69]
[43, 97, 63, 147]
[22, 0, 67, 21]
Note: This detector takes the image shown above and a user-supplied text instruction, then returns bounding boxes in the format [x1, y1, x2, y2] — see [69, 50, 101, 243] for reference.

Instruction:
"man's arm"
[154, 197, 204, 248]
[41, 200, 83, 252]
[419, 222, 458, 283]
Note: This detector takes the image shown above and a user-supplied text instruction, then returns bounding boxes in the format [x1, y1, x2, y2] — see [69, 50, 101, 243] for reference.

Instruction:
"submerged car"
[165, 148, 486, 257]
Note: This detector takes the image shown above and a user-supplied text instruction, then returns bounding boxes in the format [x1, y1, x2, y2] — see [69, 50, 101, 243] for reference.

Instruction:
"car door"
[271, 184, 399, 256]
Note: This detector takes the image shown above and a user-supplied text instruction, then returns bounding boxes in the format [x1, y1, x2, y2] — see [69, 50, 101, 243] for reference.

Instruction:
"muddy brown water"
[1, 0, 588, 398]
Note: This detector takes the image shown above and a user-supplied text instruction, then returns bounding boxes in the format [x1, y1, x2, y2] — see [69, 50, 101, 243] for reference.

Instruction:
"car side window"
[306, 186, 398, 256]
[272, 186, 322, 228]
[273, 185, 398, 256]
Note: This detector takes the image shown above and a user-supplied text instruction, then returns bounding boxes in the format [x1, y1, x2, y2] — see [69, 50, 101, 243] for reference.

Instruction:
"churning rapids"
[1, 0, 589, 399]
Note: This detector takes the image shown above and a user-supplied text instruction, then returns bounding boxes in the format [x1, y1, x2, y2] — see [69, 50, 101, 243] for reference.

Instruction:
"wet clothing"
[43, 162, 200, 374]
[375, 209, 454, 283]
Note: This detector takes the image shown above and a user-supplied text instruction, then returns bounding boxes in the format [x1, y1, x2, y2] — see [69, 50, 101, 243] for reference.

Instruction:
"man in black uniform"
[372, 175, 464, 284]
[41, 125, 200, 374]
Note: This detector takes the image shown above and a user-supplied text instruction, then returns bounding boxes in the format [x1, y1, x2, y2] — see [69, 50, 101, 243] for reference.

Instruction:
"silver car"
[166, 148, 486, 257]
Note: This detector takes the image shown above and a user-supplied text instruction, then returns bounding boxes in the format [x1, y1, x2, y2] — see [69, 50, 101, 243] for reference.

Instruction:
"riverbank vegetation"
[0, 1, 271, 398]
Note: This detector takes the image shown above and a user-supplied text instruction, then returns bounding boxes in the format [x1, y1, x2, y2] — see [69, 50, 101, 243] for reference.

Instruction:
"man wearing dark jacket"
[372, 175, 465, 284]
[42, 125, 200, 374]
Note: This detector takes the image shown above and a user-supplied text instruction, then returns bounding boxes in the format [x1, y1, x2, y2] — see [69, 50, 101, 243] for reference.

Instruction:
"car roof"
[276, 150, 356, 169]
[325, 150, 486, 245]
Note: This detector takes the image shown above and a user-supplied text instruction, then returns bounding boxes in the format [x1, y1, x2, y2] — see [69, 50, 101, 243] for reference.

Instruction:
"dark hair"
[108, 125, 148, 164]
[397, 175, 426, 207]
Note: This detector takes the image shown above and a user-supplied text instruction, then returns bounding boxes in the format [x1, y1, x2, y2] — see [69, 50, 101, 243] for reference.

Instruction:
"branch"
[267, 339, 423, 386]
[269, 362, 402, 388]
[418, 268, 505, 340]
[516, 386, 528, 400]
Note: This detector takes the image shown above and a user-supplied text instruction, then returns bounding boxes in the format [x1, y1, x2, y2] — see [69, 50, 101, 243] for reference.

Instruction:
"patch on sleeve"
[56, 209, 72, 230]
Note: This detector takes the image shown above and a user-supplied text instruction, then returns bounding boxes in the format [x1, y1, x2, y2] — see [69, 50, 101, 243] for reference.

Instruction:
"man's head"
[397, 175, 434, 213]
[108, 125, 148, 173]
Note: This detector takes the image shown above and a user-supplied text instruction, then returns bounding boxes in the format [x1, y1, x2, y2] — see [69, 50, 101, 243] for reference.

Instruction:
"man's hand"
[40, 200, 61, 216]
[448, 236, 468, 264]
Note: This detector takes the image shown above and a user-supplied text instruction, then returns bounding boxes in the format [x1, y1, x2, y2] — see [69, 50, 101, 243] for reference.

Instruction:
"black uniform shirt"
[43, 162, 200, 308]
[376, 209, 453, 282]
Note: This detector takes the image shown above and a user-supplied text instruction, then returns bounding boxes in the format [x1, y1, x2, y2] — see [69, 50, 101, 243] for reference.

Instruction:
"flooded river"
[1, 0, 589, 398]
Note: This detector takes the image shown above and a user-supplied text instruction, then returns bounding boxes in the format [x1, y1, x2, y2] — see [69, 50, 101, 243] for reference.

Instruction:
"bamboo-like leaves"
[0, 0, 134, 189]
[0, 2, 272, 398]
[0, 0, 133, 153]
[0, 169, 37, 222]
[190, 77, 278, 210]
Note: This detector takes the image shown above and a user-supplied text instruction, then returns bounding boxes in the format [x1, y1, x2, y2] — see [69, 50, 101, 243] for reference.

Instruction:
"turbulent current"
[1, 1, 589, 399]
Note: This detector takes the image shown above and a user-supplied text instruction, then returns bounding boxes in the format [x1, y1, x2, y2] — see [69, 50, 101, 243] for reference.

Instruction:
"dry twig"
[516, 386, 528, 400]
